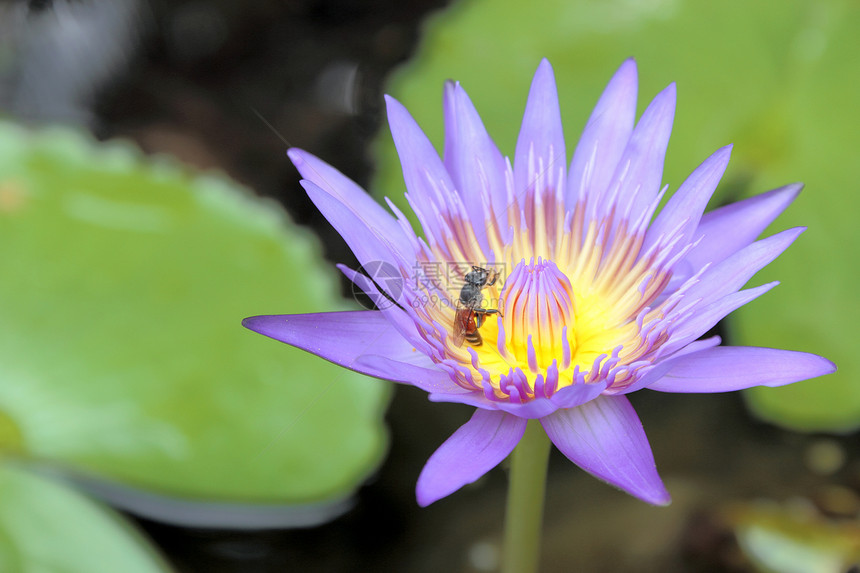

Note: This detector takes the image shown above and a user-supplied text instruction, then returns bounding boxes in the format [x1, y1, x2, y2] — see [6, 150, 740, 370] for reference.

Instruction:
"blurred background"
[0, 0, 858, 571]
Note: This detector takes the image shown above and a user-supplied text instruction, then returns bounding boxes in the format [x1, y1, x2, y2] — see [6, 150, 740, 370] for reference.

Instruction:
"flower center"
[499, 258, 575, 370]
[446, 254, 637, 400]
[406, 148, 683, 402]
[428, 227, 672, 402]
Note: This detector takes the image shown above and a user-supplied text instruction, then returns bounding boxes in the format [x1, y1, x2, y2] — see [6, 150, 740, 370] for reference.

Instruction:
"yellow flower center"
[404, 150, 680, 402]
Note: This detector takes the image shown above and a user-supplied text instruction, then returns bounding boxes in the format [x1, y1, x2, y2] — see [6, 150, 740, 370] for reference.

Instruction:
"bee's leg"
[474, 308, 501, 328]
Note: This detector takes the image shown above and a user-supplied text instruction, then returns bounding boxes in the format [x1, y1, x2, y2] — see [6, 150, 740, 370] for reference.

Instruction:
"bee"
[453, 266, 501, 347]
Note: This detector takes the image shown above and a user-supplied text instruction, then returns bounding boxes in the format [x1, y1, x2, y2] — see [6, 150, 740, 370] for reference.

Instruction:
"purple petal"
[550, 380, 608, 408]
[288, 148, 410, 257]
[514, 59, 566, 199]
[301, 180, 398, 267]
[428, 391, 496, 409]
[356, 355, 464, 393]
[672, 335, 723, 358]
[597, 82, 675, 223]
[649, 346, 836, 393]
[665, 282, 778, 354]
[429, 386, 558, 417]
[618, 336, 723, 394]
[428, 392, 577, 420]
[686, 183, 802, 268]
[430, 379, 567, 416]
[567, 59, 637, 209]
[335, 263, 419, 331]
[682, 227, 805, 307]
[443, 81, 506, 250]
[242, 312, 454, 390]
[416, 410, 527, 506]
[385, 95, 458, 234]
[336, 263, 448, 366]
[496, 397, 560, 419]
[541, 395, 670, 505]
[643, 145, 732, 255]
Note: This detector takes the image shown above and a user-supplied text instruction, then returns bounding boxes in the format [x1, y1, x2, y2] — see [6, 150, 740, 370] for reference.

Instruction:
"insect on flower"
[244, 59, 836, 507]
[453, 266, 501, 347]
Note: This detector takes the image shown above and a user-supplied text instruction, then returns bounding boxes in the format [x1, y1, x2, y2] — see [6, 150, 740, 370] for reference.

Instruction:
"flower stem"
[502, 419, 552, 573]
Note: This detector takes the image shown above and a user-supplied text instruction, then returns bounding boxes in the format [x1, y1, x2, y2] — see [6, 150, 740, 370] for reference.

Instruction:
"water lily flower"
[244, 59, 835, 507]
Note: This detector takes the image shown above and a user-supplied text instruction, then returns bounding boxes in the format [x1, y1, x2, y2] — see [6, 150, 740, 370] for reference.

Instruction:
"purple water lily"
[244, 59, 835, 507]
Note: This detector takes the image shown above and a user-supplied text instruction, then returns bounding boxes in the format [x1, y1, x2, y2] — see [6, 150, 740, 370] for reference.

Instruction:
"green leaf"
[374, 0, 854, 431]
[730, 502, 860, 573]
[0, 463, 171, 573]
[0, 122, 390, 514]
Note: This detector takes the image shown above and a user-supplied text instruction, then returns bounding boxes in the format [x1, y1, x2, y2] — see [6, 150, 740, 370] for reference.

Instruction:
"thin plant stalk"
[502, 419, 552, 573]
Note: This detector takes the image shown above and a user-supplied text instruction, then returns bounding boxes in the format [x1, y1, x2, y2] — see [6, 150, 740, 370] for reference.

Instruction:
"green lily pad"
[0, 122, 389, 513]
[374, 0, 853, 431]
[0, 463, 171, 573]
[729, 502, 860, 573]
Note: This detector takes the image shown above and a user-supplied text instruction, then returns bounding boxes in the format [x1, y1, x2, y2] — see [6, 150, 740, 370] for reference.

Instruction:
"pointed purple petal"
[515, 59, 566, 199]
[385, 95, 458, 233]
[649, 346, 837, 393]
[243, 311, 391, 353]
[301, 180, 398, 267]
[598, 83, 675, 223]
[288, 148, 409, 257]
[687, 183, 802, 268]
[541, 395, 670, 505]
[618, 336, 723, 394]
[242, 312, 454, 390]
[567, 59, 637, 209]
[644, 145, 732, 254]
[682, 227, 805, 307]
[443, 81, 506, 250]
[416, 410, 527, 506]
[665, 282, 778, 354]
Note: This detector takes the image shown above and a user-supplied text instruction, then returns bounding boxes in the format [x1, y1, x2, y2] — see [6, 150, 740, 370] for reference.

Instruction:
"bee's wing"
[453, 308, 469, 347]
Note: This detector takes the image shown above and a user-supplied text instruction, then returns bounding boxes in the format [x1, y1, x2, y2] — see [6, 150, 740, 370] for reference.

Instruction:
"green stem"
[502, 419, 552, 573]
